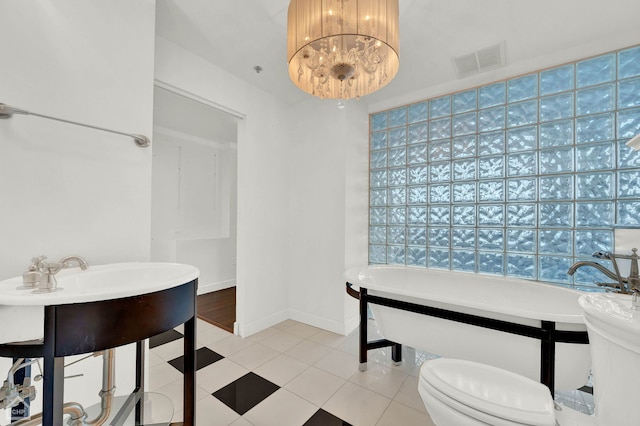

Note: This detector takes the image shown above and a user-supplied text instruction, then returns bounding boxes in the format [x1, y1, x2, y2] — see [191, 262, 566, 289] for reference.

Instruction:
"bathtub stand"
[347, 282, 589, 396]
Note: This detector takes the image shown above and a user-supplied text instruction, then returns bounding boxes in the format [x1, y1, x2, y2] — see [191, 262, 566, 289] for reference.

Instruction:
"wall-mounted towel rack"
[0, 103, 150, 148]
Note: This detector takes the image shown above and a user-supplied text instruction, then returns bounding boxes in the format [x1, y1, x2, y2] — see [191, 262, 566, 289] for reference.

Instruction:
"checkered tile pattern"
[149, 319, 436, 425]
[150, 319, 594, 425]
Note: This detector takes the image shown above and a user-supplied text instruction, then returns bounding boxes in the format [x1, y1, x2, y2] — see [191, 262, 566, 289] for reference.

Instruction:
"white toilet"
[419, 358, 556, 426]
[419, 293, 640, 426]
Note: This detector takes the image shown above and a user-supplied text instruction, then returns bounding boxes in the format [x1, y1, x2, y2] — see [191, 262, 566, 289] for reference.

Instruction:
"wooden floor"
[197, 287, 236, 333]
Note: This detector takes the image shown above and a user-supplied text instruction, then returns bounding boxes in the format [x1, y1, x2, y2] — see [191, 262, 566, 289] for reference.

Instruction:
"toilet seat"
[420, 358, 556, 426]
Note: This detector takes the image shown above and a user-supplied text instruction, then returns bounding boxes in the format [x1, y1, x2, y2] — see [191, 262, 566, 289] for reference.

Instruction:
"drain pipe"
[10, 402, 85, 426]
[81, 348, 115, 425]
[11, 349, 116, 426]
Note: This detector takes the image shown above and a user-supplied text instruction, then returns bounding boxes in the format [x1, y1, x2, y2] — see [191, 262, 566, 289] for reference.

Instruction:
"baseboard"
[235, 309, 289, 338]
[234, 309, 359, 338]
[197, 279, 236, 295]
[289, 309, 354, 336]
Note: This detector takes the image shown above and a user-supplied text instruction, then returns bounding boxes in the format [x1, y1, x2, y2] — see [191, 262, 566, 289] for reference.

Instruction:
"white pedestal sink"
[0, 262, 199, 343]
[0, 261, 200, 425]
[578, 293, 640, 426]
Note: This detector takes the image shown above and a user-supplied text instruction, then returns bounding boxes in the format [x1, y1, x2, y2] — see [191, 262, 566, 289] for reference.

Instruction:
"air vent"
[453, 42, 505, 79]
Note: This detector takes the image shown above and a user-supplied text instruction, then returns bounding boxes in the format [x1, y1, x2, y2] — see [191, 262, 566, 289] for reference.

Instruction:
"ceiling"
[156, 0, 640, 107]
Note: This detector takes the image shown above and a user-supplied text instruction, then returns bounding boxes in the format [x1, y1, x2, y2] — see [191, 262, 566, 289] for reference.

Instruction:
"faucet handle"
[30, 255, 47, 266]
[594, 281, 626, 291]
[632, 287, 640, 310]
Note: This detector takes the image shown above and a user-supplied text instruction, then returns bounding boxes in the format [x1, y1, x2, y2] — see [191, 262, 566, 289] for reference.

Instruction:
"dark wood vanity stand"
[0, 279, 198, 426]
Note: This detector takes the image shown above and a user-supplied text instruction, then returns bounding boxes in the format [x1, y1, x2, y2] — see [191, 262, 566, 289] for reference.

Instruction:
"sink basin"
[579, 293, 640, 352]
[0, 262, 199, 343]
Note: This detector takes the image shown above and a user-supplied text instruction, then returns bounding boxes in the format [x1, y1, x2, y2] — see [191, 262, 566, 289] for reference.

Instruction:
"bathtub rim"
[345, 265, 588, 324]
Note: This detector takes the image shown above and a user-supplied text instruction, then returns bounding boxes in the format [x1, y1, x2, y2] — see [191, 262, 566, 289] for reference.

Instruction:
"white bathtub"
[345, 265, 592, 391]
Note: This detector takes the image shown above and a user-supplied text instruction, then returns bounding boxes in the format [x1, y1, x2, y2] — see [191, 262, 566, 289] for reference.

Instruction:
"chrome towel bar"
[0, 103, 150, 148]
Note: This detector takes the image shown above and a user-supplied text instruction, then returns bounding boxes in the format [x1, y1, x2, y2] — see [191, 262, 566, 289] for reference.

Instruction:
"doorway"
[151, 85, 238, 328]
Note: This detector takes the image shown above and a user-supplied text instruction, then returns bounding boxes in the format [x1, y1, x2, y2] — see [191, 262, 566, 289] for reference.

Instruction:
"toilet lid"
[421, 358, 555, 426]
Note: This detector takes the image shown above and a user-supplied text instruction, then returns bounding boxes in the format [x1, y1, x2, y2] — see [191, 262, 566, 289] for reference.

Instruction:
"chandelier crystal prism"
[287, 0, 400, 100]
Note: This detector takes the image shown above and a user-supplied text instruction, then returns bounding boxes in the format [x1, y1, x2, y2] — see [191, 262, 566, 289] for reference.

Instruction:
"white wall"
[0, 0, 156, 417]
[154, 37, 291, 336]
[370, 30, 640, 112]
[342, 103, 371, 327]
[286, 100, 368, 334]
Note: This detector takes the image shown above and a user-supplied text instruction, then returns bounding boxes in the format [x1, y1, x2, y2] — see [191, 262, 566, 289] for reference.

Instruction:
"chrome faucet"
[21, 255, 89, 293]
[614, 248, 640, 291]
[567, 249, 639, 294]
[59, 255, 89, 271]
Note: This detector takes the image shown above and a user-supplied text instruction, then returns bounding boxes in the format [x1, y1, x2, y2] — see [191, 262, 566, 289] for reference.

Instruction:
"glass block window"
[368, 45, 640, 290]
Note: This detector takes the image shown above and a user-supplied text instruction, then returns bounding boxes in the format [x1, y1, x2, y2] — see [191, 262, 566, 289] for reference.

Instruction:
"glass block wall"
[369, 45, 640, 289]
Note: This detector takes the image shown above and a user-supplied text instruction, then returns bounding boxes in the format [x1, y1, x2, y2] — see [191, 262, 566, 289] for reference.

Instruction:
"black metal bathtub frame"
[347, 282, 590, 396]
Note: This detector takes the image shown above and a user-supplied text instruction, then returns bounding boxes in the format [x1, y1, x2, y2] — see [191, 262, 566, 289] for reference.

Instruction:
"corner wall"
[287, 100, 368, 334]
[154, 37, 292, 336]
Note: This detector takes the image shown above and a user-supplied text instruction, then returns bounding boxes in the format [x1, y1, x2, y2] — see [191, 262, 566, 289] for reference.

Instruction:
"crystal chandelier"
[287, 0, 399, 100]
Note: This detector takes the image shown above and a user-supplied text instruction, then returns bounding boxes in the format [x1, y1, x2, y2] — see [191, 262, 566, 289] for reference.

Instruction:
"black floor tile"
[149, 329, 183, 349]
[303, 409, 353, 426]
[168, 347, 223, 373]
[212, 372, 279, 415]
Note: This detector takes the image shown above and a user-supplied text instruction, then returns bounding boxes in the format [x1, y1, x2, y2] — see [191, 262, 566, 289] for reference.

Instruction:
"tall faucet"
[22, 255, 89, 292]
[567, 249, 639, 294]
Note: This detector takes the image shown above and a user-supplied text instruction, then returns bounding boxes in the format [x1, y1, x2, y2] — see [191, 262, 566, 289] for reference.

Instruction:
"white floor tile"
[197, 358, 249, 393]
[259, 330, 305, 352]
[392, 376, 428, 414]
[336, 331, 361, 355]
[376, 400, 436, 426]
[285, 366, 346, 407]
[284, 322, 322, 339]
[349, 362, 408, 399]
[174, 394, 241, 426]
[314, 349, 360, 380]
[308, 329, 348, 348]
[272, 319, 300, 331]
[323, 382, 391, 426]
[148, 362, 182, 391]
[150, 378, 209, 415]
[253, 354, 309, 387]
[284, 339, 332, 365]
[231, 417, 255, 426]
[227, 342, 279, 370]
[197, 320, 233, 346]
[148, 348, 166, 367]
[246, 326, 280, 343]
[207, 334, 255, 357]
[243, 388, 318, 426]
[151, 339, 185, 362]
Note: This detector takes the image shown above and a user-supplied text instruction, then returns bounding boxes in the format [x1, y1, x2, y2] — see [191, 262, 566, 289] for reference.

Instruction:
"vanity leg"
[183, 315, 196, 425]
[43, 306, 65, 426]
[359, 288, 368, 371]
[135, 341, 145, 423]
[42, 357, 64, 426]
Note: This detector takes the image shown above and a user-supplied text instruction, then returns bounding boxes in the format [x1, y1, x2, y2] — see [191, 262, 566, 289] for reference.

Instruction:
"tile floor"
[149, 318, 437, 426]
[149, 319, 595, 426]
